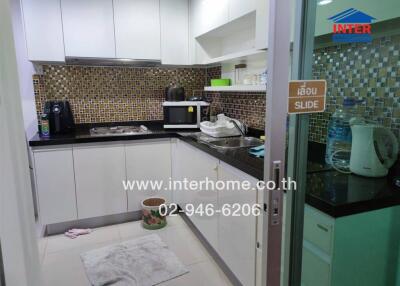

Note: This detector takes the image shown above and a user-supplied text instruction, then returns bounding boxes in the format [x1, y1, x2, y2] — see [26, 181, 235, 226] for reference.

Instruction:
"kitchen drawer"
[301, 245, 331, 286]
[304, 205, 334, 255]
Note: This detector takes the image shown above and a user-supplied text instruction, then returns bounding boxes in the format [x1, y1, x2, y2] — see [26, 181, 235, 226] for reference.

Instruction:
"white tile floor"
[38, 215, 232, 286]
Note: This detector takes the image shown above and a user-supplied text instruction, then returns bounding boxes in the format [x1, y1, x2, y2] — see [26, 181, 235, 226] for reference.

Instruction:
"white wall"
[0, 0, 41, 285]
[10, 0, 38, 139]
[10, 0, 40, 216]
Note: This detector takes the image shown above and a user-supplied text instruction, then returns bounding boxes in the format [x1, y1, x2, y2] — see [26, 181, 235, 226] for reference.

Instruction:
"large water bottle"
[325, 98, 356, 168]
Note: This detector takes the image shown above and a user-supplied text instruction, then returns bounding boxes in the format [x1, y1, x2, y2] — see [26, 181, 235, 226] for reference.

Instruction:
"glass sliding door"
[287, 0, 400, 285]
[259, 0, 296, 285]
[285, 0, 318, 284]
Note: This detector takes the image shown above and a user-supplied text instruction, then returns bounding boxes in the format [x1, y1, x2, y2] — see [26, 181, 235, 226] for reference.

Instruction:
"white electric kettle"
[350, 120, 399, 177]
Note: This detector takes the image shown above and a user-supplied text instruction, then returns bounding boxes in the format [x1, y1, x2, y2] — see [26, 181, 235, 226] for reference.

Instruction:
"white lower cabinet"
[125, 139, 172, 212]
[301, 245, 331, 286]
[218, 161, 258, 286]
[33, 138, 259, 285]
[174, 140, 258, 285]
[33, 146, 77, 225]
[73, 143, 127, 219]
[173, 140, 219, 250]
[301, 205, 334, 286]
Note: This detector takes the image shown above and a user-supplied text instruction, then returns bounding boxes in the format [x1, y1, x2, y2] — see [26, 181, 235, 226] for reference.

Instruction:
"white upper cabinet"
[229, 0, 256, 21]
[114, 0, 161, 60]
[61, 0, 116, 58]
[255, 0, 269, 50]
[191, 0, 229, 37]
[190, 0, 262, 64]
[160, 0, 189, 65]
[21, 0, 65, 62]
[191, 0, 258, 37]
[205, 0, 229, 34]
[189, 0, 203, 37]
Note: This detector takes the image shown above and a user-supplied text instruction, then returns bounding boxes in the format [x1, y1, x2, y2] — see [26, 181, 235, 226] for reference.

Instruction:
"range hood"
[65, 57, 162, 67]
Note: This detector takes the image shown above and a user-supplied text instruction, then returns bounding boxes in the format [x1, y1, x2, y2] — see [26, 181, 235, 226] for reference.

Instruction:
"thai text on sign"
[288, 80, 326, 114]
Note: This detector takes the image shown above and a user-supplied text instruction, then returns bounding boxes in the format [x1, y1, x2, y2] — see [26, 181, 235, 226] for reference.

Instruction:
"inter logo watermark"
[328, 8, 376, 43]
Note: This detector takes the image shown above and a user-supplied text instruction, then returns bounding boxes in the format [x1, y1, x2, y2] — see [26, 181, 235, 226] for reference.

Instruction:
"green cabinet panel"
[304, 206, 334, 255]
[332, 207, 400, 286]
[302, 246, 331, 286]
[302, 205, 400, 286]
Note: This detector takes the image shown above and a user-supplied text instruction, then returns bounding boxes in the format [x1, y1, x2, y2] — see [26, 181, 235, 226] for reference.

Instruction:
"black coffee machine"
[43, 101, 75, 134]
[165, 83, 185, 101]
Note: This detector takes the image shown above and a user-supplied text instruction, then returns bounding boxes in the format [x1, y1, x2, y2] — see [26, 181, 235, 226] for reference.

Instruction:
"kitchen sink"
[204, 136, 263, 149]
[90, 125, 151, 136]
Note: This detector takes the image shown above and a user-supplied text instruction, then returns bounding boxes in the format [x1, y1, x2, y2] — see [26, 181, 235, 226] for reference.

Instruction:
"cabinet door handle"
[317, 224, 329, 232]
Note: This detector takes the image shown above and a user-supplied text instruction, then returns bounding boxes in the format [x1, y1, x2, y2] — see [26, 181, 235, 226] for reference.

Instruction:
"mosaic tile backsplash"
[33, 64, 267, 130]
[203, 65, 265, 129]
[309, 35, 400, 143]
[34, 65, 206, 124]
[205, 91, 266, 130]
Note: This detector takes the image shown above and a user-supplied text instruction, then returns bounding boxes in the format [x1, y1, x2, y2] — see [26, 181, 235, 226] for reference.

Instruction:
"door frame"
[286, 0, 317, 285]
[262, 0, 318, 284]
[0, 0, 41, 285]
[0, 241, 4, 286]
[261, 0, 293, 285]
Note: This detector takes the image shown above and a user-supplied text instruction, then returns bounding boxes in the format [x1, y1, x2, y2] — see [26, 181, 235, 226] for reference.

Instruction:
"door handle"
[317, 224, 329, 232]
[272, 160, 281, 189]
[270, 160, 282, 226]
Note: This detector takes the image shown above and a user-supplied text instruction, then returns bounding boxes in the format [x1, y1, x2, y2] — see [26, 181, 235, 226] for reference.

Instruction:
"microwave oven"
[163, 101, 210, 129]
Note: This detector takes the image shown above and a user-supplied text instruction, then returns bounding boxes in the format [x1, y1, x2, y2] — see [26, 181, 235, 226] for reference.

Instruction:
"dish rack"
[200, 114, 243, 138]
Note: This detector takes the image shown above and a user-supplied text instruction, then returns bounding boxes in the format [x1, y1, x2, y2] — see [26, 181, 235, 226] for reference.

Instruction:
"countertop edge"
[29, 132, 179, 147]
[29, 131, 400, 219]
[178, 136, 264, 180]
[29, 131, 264, 180]
[306, 193, 400, 218]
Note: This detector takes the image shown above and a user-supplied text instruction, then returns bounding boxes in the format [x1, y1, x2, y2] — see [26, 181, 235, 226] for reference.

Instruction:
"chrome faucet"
[229, 120, 247, 136]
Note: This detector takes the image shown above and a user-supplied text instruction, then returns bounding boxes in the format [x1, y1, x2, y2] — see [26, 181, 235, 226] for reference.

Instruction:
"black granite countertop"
[29, 122, 400, 218]
[307, 169, 400, 217]
[306, 142, 400, 217]
[29, 121, 264, 180]
[179, 134, 264, 179]
[29, 121, 180, 146]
